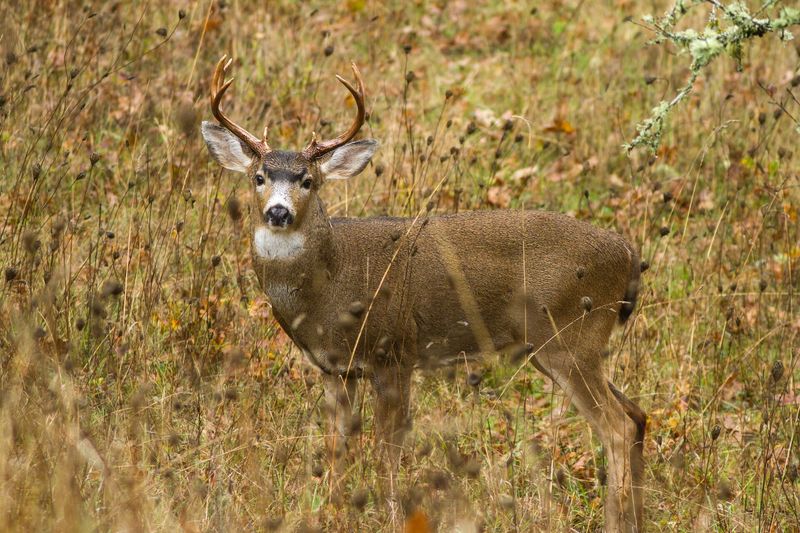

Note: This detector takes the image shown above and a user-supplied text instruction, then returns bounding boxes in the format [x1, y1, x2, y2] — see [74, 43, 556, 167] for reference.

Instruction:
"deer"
[201, 56, 647, 532]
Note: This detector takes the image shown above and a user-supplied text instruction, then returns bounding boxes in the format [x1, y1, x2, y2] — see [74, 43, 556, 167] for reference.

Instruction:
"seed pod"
[710, 425, 721, 441]
[580, 296, 593, 312]
[351, 488, 369, 511]
[226, 197, 242, 222]
[771, 360, 784, 382]
[467, 372, 482, 387]
[347, 300, 365, 317]
[717, 480, 733, 501]
[101, 279, 124, 297]
[337, 311, 357, 329]
[22, 230, 40, 255]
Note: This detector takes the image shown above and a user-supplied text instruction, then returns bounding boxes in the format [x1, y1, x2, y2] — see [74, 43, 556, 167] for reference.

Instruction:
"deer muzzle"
[265, 205, 294, 228]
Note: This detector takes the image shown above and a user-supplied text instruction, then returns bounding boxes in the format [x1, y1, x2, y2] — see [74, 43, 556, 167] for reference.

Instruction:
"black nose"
[265, 205, 293, 227]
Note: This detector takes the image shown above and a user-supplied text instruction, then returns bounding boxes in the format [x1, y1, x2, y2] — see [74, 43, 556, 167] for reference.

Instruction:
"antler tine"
[209, 55, 269, 156]
[303, 62, 366, 160]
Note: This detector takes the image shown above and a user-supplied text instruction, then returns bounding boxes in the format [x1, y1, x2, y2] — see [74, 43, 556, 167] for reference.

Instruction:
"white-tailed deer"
[202, 56, 646, 532]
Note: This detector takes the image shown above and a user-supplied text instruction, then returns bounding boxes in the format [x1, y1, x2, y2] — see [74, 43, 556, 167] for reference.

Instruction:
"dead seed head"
[175, 102, 198, 137]
[576, 266, 586, 279]
[428, 469, 449, 490]
[580, 296, 593, 312]
[498, 494, 515, 509]
[347, 300, 365, 317]
[101, 279, 123, 297]
[22, 230, 40, 255]
[717, 480, 734, 501]
[89, 152, 100, 166]
[463, 457, 480, 478]
[467, 372, 482, 387]
[4, 267, 17, 282]
[771, 360, 784, 382]
[350, 488, 369, 511]
[224, 386, 239, 401]
[226, 197, 242, 221]
[336, 311, 357, 329]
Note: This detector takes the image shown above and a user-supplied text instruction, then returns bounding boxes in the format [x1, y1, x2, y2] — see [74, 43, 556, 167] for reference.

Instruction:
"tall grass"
[1, 1, 798, 530]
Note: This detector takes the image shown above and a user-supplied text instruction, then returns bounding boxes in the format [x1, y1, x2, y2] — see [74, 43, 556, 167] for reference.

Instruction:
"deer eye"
[254, 175, 265, 186]
[301, 178, 313, 190]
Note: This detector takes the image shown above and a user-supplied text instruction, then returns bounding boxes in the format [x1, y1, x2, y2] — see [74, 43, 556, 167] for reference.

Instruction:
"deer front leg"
[370, 365, 413, 474]
[320, 373, 360, 479]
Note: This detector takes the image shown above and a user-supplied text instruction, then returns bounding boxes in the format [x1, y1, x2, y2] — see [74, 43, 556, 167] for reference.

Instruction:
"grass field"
[1, 1, 799, 531]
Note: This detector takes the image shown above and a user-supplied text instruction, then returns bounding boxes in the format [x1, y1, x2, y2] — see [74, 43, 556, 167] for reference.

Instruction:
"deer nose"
[265, 205, 294, 227]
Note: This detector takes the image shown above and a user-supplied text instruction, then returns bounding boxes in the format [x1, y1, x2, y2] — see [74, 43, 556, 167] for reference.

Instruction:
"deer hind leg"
[321, 373, 360, 477]
[543, 357, 644, 532]
[608, 381, 647, 531]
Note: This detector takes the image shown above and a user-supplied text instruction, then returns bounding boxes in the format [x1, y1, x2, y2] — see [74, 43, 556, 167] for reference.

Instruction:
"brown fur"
[204, 128, 647, 532]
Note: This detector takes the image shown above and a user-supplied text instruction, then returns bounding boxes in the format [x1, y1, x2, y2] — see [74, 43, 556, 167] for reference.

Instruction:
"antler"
[210, 55, 270, 156]
[302, 62, 366, 160]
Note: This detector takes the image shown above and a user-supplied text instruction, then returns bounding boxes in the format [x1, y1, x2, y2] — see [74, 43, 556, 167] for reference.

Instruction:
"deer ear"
[320, 139, 378, 180]
[201, 121, 256, 173]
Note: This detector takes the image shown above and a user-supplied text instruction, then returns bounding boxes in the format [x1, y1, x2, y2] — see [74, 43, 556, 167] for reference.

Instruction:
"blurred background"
[1, 0, 798, 530]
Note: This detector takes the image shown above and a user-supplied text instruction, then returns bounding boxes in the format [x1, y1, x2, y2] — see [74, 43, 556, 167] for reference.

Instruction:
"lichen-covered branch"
[625, 1, 800, 153]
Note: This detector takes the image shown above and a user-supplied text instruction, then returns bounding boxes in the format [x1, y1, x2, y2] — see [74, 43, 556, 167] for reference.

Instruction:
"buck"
[201, 56, 647, 532]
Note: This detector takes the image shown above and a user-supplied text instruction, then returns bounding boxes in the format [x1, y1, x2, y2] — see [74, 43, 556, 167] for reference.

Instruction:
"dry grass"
[1, 1, 799, 531]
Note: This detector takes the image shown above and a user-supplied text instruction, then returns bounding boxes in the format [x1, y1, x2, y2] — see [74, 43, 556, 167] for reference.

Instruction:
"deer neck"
[251, 196, 336, 314]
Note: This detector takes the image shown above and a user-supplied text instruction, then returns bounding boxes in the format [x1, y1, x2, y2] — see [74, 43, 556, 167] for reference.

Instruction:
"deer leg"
[371, 364, 413, 473]
[608, 381, 647, 530]
[321, 373, 360, 479]
[546, 359, 643, 532]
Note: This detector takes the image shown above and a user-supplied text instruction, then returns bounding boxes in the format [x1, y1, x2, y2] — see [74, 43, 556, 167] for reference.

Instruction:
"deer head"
[201, 56, 378, 237]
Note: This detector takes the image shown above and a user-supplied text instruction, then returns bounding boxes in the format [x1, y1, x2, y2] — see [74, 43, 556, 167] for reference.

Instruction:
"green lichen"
[626, 1, 800, 153]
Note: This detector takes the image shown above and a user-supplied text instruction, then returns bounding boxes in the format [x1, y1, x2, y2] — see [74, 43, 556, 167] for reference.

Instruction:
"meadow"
[1, 0, 799, 530]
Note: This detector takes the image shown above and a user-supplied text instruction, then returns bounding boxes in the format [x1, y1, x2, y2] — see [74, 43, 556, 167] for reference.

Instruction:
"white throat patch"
[253, 227, 305, 260]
